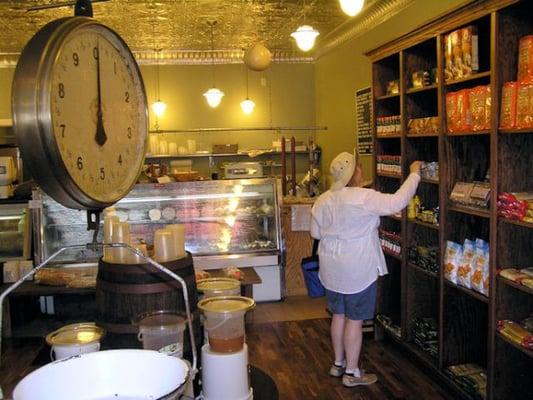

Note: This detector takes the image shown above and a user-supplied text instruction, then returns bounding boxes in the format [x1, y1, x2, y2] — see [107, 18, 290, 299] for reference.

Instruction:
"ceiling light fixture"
[150, 24, 166, 124]
[291, 0, 319, 52]
[203, 21, 224, 108]
[240, 67, 255, 114]
[339, 0, 365, 16]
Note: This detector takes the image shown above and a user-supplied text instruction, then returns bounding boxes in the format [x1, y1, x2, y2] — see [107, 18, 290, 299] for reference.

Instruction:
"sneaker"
[342, 372, 378, 387]
[329, 364, 345, 377]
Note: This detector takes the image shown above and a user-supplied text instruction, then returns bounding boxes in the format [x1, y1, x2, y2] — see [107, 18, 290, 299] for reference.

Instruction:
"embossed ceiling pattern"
[0, 0, 412, 65]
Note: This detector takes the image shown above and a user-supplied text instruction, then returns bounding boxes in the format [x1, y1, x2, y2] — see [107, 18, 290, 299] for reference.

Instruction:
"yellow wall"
[315, 0, 470, 187]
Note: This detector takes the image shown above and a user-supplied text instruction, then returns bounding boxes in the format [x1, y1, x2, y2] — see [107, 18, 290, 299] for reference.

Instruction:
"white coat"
[310, 173, 420, 294]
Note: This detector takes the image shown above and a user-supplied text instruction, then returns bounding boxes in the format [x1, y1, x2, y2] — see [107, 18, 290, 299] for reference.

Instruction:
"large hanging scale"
[12, 0, 148, 222]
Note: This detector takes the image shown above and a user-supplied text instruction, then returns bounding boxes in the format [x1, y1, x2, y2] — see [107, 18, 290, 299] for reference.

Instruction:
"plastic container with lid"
[197, 277, 241, 298]
[135, 310, 187, 356]
[198, 296, 255, 353]
[46, 322, 105, 361]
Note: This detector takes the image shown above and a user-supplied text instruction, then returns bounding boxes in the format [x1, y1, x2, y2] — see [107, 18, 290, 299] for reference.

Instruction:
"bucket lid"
[197, 277, 240, 293]
[198, 296, 255, 314]
[46, 323, 105, 346]
[134, 310, 186, 328]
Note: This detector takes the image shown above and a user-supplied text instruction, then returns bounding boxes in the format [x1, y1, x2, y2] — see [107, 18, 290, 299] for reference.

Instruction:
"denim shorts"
[326, 281, 377, 321]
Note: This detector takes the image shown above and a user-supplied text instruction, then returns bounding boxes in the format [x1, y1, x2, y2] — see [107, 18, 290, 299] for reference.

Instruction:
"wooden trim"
[365, 0, 519, 61]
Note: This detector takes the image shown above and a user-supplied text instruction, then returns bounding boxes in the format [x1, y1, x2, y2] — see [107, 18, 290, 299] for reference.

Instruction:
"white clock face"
[49, 24, 147, 204]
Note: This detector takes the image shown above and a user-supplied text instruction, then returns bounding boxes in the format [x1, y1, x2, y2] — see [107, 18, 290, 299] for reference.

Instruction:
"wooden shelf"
[382, 247, 402, 261]
[497, 275, 533, 296]
[444, 280, 488, 303]
[146, 150, 310, 159]
[376, 93, 400, 101]
[376, 134, 402, 139]
[408, 262, 438, 279]
[499, 127, 533, 134]
[446, 129, 491, 137]
[406, 84, 438, 94]
[496, 331, 533, 359]
[448, 204, 490, 218]
[406, 132, 439, 138]
[376, 317, 403, 342]
[444, 70, 491, 86]
[408, 218, 439, 230]
[499, 217, 533, 229]
[383, 214, 402, 222]
[404, 342, 438, 368]
[0, 281, 95, 297]
[376, 172, 402, 179]
[420, 177, 439, 185]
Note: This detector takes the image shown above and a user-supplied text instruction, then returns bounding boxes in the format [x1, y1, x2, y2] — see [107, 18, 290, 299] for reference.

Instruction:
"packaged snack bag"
[457, 89, 472, 132]
[500, 82, 518, 129]
[516, 80, 533, 129]
[461, 26, 479, 77]
[444, 241, 463, 284]
[471, 239, 489, 295]
[518, 36, 533, 81]
[470, 86, 490, 131]
[444, 33, 454, 81]
[451, 30, 463, 79]
[484, 85, 492, 130]
[446, 92, 459, 133]
[458, 239, 475, 288]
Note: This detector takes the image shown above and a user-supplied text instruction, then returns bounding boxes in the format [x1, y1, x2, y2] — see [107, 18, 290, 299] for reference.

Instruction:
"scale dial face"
[12, 17, 148, 209]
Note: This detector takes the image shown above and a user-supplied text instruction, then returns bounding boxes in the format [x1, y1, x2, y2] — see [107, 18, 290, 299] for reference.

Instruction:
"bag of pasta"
[444, 241, 463, 284]
[471, 239, 489, 295]
[458, 239, 475, 288]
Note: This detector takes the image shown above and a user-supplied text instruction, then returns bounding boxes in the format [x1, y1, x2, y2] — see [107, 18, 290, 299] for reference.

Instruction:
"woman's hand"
[410, 161, 421, 175]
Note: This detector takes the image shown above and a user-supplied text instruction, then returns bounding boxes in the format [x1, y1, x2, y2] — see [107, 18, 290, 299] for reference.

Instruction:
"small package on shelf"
[469, 182, 491, 209]
[460, 26, 479, 77]
[498, 268, 529, 283]
[450, 182, 475, 205]
[497, 192, 529, 221]
[386, 80, 399, 95]
[411, 70, 431, 89]
[411, 317, 438, 359]
[458, 239, 475, 289]
[499, 82, 518, 129]
[518, 35, 533, 81]
[446, 364, 486, 400]
[497, 320, 533, 350]
[444, 30, 460, 80]
[377, 155, 401, 175]
[471, 238, 490, 296]
[469, 85, 491, 131]
[446, 92, 459, 132]
[516, 80, 533, 129]
[407, 117, 439, 135]
[420, 161, 439, 181]
[444, 241, 463, 284]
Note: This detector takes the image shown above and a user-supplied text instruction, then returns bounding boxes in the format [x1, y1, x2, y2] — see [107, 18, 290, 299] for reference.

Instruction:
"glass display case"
[33, 178, 284, 300]
[0, 201, 31, 261]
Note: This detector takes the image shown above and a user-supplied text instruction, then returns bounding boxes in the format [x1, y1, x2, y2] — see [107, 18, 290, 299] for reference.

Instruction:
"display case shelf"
[406, 84, 438, 95]
[496, 331, 533, 359]
[444, 280, 488, 304]
[377, 172, 402, 179]
[376, 93, 400, 101]
[448, 204, 490, 219]
[408, 262, 438, 279]
[376, 134, 402, 139]
[446, 129, 491, 137]
[420, 177, 439, 185]
[499, 128, 533, 135]
[382, 247, 402, 261]
[444, 70, 492, 87]
[406, 132, 440, 138]
[499, 218, 533, 229]
[497, 275, 533, 296]
[408, 219, 439, 230]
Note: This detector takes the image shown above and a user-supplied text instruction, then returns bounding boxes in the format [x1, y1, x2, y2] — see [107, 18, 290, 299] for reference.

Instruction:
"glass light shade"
[339, 0, 364, 16]
[151, 100, 167, 117]
[240, 98, 255, 114]
[203, 87, 225, 108]
[290, 25, 320, 52]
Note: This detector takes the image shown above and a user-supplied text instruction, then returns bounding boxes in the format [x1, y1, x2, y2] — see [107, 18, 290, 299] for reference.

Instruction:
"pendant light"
[240, 67, 255, 114]
[291, 0, 319, 52]
[203, 21, 224, 108]
[339, 0, 365, 16]
[150, 25, 166, 120]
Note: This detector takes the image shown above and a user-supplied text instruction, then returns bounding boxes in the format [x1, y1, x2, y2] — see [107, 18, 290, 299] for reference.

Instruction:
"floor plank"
[247, 318, 450, 400]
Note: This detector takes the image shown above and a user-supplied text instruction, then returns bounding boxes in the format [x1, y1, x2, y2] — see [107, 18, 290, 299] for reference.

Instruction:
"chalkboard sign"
[356, 87, 373, 156]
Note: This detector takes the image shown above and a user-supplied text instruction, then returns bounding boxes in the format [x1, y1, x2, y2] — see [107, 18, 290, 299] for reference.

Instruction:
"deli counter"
[32, 178, 285, 301]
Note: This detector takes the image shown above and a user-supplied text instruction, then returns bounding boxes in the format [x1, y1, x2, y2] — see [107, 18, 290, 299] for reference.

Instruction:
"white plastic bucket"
[136, 311, 186, 354]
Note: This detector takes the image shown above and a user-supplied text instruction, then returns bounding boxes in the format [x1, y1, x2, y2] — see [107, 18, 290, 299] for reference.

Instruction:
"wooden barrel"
[96, 253, 202, 360]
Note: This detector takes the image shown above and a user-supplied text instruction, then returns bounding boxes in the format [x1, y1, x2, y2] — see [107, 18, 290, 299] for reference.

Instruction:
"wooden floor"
[247, 297, 450, 400]
[0, 296, 450, 399]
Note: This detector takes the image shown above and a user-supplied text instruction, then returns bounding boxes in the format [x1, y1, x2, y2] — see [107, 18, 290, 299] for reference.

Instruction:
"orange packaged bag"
[516, 80, 533, 129]
[457, 89, 472, 132]
[500, 82, 518, 129]
[446, 92, 459, 133]
[470, 86, 490, 131]
[461, 26, 479, 77]
[518, 36, 533, 81]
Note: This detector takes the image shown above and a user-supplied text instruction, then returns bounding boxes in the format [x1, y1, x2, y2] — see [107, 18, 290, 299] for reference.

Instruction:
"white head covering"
[329, 151, 356, 191]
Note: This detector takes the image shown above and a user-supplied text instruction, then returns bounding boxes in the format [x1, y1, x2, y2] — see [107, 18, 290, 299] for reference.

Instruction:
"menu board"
[356, 87, 373, 156]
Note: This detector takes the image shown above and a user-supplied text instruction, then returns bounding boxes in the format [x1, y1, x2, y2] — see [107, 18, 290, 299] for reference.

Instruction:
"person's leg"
[344, 319, 363, 372]
[331, 313, 346, 364]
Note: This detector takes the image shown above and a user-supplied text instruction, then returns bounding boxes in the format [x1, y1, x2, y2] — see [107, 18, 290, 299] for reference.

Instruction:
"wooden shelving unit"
[367, 1, 533, 399]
